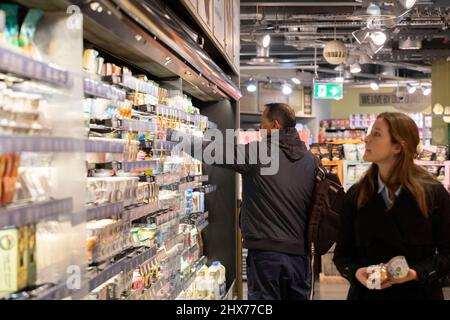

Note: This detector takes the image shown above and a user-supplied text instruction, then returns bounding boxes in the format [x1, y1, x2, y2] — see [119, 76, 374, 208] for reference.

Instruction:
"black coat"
[333, 181, 450, 300]
[229, 129, 315, 255]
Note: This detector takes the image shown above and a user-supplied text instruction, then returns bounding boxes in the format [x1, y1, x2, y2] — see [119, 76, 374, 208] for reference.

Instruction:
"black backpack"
[306, 156, 346, 256]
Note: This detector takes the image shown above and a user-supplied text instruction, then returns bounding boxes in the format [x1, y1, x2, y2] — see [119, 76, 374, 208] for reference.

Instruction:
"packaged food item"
[437, 167, 445, 182]
[1, 154, 20, 205]
[347, 165, 356, 181]
[18, 9, 44, 53]
[386, 256, 410, 280]
[319, 144, 331, 162]
[343, 144, 358, 161]
[0, 4, 19, 47]
[83, 49, 99, 74]
[418, 146, 436, 161]
[356, 143, 366, 161]
[427, 166, 440, 179]
[331, 145, 343, 161]
[26, 224, 37, 287]
[0, 226, 28, 298]
[355, 164, 368, 180]
[435, 145, 448, 161]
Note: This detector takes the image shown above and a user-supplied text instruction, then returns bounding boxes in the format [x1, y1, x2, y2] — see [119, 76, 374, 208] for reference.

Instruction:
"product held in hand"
[366, 256, 410, 289]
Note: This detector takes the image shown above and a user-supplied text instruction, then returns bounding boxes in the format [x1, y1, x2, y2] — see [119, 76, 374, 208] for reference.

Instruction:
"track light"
[352, 29, 370, 44]
[398, 0, 417, 10]
[422, 86, 431, 96]
[350, 63, 361, 74]
[370, 81, 380, 90]
[407, 83, 416, 94]
[282, 83, 292, 95]
[366, 3, 381, 16]
[370, 31, 387, 46]
[291, 77, 301, 85]
[247, 77, 257, 92]
[258, 34, 271, 48]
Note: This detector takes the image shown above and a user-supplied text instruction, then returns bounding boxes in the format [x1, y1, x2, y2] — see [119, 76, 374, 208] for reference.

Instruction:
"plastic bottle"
[209, 261, 226, 298]
[194, 265, 209, 298]
[205, 270, 220, 299]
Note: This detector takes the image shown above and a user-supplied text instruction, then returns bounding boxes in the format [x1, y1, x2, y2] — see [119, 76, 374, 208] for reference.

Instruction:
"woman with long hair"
[333, 112, 450, 299]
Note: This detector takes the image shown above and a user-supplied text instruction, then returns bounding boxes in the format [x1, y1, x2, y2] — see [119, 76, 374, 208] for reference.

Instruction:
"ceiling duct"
[350, 0, 397, 22]
[399, 37, 423, 49]
[380, 65, 396, 76]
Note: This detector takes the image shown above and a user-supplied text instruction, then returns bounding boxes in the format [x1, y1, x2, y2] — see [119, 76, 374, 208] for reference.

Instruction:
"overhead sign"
[313, 82, 343, 100]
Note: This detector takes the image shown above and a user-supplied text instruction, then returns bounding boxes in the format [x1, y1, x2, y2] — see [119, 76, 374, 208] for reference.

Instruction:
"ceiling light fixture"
[422, 86, 431, 96]
[407, 83, 417, 94]
[370, 80, 380, 90]
[366, 3, 381, 16]
[398, 0, 417, 10]
[291, 77, 301, 85]
[350, 63, 362, 74]
[247, 77, 257, 93]
[370, 31, 387, 46]
[282, 82, 292, 95]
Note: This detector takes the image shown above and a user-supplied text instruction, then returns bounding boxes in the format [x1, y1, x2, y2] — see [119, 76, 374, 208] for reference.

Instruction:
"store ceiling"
[240, 0, 450, 83]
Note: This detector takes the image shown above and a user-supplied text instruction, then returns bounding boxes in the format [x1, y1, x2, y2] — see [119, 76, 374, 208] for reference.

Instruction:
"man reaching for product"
[169, 103, 316, 300]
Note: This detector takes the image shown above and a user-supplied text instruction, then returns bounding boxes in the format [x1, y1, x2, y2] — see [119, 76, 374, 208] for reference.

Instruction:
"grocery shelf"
[119, 119, 156, 132]
[414, 160, 450, 166]
[86, 202, 125, 221]
[202, 185, 217, 194]
[197, 220, 209, 232]
[175, 255, 208, 299]
[343, 160, 371, 166]
[321, 161, 341, 166]
[0, 136, 126, 154]
[155, 140, 178, 151]
[88, 246, 157, 291]
[33, 282, 73, 300]
[85, 139, 125, 153]
[0, 135, 85, 153]
[325, 127, 367, 132]
[179, 181, 200, 192]
[84, 77, 126, 101]
[194, 175, 209, 182]
[0, 45, 71, 87]
[121, 160, 160, 172]
[123, 202, 160, 222]
[208, 121, 218, 129]
[0, 198, 73, 228]
[327, 140, 364, 145]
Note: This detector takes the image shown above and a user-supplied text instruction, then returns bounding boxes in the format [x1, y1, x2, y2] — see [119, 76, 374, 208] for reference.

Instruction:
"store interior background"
[0, 0, 449, 300]
[238, 0, 450, 300]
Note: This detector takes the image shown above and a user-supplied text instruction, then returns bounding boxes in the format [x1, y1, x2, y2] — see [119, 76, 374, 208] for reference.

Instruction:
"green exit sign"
[313, 82, 343, 100]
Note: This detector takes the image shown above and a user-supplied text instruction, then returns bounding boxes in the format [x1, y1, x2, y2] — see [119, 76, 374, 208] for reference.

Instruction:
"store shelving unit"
[0, 198, 73, 229]
[321, 160, 344, 184]
[414, 160, 450, 191]
[342, 160, 372, 191]
[1, 0, 240, 300]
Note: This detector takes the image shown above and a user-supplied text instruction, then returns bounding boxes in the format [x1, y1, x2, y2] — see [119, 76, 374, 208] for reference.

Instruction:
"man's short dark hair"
[264, 103, 296, 129]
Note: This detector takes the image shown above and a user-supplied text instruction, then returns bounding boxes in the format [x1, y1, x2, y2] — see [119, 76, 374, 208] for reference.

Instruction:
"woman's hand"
[355, 267, 392, 290]
[387, 269, 418, 285]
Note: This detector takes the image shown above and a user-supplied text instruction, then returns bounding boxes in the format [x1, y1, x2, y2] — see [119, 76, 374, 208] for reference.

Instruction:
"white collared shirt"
[377, 174, 402, 208]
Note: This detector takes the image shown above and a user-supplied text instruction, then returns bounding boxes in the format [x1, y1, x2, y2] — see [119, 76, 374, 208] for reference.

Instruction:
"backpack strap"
[313, 155, 326, 182]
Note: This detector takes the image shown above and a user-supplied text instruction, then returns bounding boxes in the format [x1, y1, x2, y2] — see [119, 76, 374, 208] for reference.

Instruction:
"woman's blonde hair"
[356, 112, 438, 216]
